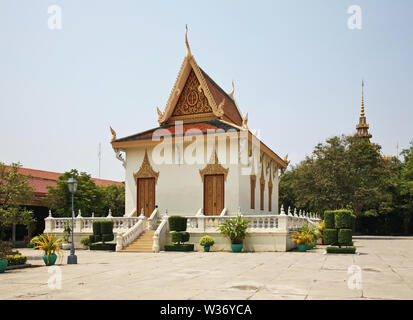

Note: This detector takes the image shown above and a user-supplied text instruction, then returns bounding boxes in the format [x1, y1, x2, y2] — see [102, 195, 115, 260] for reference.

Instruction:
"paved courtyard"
[1, 236, 413, 300]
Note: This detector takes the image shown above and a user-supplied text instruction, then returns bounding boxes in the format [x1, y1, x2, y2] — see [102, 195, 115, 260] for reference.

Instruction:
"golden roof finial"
[185, 24, 192, 57]
[110, 126, 117, 142]
[229, 80, 235, 99]
[360, 79, 365, 117]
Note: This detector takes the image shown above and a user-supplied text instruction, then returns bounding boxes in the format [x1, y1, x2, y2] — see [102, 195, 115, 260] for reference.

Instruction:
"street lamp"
[67, 177, 78, 264]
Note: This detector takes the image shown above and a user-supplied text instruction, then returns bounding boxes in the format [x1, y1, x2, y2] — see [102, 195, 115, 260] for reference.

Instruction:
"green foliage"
[0, 241, 11, 260]
[164, 244, 194, 252]
[80, 236, 91, 247]
[0, 163, 35, 228]
[324, 211, 336, 229]
[6, 254, 27, 266]
[334, 210, 353, 229]
[199, 235, 215, 247]
[326, 246, 356, 254]
[98, 184, 125, 217]
[218, 214, 250, 244]
[280, 136, 413, 235]
[90, 220, 113, 244]
[323, 229, 338, 245]
[171, 231, 189, 244]
[168, 216, 187, 232]
[89, 243, 116, 251]
[338, 229, 353, 246]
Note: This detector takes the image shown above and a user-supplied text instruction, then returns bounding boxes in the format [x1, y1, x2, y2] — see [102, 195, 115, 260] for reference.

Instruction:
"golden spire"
[185, 24, 192, 57]
[360, 79, 365, 117]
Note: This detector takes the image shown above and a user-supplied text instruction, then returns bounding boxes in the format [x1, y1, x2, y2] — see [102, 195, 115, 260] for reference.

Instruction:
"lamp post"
[67, 177, 78, 264]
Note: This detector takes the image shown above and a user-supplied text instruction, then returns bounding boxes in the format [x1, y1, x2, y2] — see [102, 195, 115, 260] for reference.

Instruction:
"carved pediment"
[199, 150, 229, 182]
[172, 70, 213, 117]
[134, 149, 159, 184]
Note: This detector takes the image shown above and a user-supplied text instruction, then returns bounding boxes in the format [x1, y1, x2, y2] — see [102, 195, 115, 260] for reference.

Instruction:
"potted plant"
[61, 221, 72, 250]
[34, 233, 64, 266]
[80, 236, 91, 250]
[199, 235, 214, 252]
[0, 241, 10, 273]
[217, 214, 250, 252]
[317, 221, 325, 245]
[292, 231, 307, 252]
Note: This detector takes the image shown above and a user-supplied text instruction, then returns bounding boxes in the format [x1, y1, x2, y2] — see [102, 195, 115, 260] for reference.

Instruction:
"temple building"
[110, 27, 288, 219]
[355, 80, 372, 139]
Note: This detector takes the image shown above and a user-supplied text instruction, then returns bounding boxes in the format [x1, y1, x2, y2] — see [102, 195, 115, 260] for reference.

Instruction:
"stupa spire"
[356, 79, 372, 139]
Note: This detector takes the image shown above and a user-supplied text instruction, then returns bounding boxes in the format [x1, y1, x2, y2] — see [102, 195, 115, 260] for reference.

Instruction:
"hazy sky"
[1, 1, 412, 181]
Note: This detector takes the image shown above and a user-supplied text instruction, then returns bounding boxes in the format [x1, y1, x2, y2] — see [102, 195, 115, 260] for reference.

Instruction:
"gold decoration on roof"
[229, 80, 235, 99]
[242, 113, 248, 129]
[283, 154, 288, 162]
[133, 149, 159, 184]
[110, 126, 117, 142]
[185, 24, 191, 57]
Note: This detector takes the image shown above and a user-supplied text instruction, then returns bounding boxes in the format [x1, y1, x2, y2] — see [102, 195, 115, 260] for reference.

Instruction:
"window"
[250, 175, 256, 209]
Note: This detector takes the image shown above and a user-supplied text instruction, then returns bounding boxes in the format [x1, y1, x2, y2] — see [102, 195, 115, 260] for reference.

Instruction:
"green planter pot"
[0, 259, 8, 273]
[297, 244, 307, 252]
[305, 244, 313, 250]
[43, 253, 57, 266]
[231, 243, 243, 252]
[203, 246, 210, 252]
[313, 239, 317, 247]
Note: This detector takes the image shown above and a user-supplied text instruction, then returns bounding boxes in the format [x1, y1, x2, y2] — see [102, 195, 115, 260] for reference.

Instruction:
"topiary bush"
[199, 235, 215, 247]
[326, 246, 356, 254]
[324, 211, 336, 229]
[167, 216, 193, 251]
[338, 229, 353, 246]
[168, 216, 187, 231]
[89, 220, 114, 250]
[323, 229, 338, 245]
[334, 210, 352, 229]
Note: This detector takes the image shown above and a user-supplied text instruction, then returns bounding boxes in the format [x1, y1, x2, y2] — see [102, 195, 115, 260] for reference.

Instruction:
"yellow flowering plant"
[34, 233, 64, 264]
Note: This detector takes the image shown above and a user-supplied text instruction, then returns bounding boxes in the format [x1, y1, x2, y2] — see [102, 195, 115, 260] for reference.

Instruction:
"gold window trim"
[199, 150, 229, 182]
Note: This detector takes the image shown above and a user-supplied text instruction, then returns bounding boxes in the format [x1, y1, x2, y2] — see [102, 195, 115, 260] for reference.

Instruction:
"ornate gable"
[172, 70, 212, 117]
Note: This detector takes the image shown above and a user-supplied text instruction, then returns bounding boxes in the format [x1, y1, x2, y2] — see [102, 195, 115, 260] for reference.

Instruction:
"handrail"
[147, 208, 159, 230]
[153, 216, 169, 253]
[219, 208, 227, 216]
[116, 218, 145, 251]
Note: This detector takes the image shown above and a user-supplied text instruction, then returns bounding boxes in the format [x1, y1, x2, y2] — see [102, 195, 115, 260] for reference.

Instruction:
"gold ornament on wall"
[134, 149, 159, 184]
[199, 149, 229, 182]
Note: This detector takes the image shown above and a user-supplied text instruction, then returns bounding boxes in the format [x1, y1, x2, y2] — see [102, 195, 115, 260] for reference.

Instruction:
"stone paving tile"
[1, 237, 413, 300]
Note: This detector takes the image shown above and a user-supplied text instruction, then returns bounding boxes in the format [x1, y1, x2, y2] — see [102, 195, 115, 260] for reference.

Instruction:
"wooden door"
[137, 177, 155, 217]
[204, 174, 224, 216]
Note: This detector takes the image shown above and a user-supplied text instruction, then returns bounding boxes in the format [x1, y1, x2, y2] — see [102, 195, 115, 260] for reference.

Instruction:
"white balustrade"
[147, 208, 159, 230]
[116, 218, 145, 251]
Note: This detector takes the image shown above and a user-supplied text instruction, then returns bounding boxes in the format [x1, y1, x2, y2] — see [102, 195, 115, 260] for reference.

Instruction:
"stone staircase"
[120, 217, 163, 253]
[120, 230, 155, 252]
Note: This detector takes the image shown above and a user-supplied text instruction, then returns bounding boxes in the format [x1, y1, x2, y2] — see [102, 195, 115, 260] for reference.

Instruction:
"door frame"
[136, 177, 156, 217]
[203, 173, 225, 216]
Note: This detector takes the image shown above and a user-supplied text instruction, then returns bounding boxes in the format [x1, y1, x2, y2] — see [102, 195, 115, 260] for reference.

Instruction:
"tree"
[0, 163, 35, 245]
[43, 169, 103, 217]
[399, 141, 413, 234]
[279, 135, 399, 229]
[98, 184, 125, 217]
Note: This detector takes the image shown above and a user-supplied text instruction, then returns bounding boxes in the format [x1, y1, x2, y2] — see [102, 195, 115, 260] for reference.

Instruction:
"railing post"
[278, 215, 289, 231]
[116, 234, 123, 252]
[75, 210, 83, 233]
[44, 211, 54, 233]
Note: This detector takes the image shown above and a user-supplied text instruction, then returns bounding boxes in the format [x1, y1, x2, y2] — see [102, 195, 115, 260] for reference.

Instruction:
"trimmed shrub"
[101, 234, 114, 243]
[168, 216, 187, 232]
[100, 220, 114, 234]
[171, 231, 190, 243]
[334, 210, 352, 229]
[92, 222, 101, 235]
[90, 243, 116, 251]
[324, 211, 335, 229]
[326, 246, 356, 254]
[164, 244, 194, 252]
[338, 229, 353, 246]
[89, 235, 101, 243]
[350, 214, 356, 232]
[6, 254, 27, 266]
[323, 229, 338, 245]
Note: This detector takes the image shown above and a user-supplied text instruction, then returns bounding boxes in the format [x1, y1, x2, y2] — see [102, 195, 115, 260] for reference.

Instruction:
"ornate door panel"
[137, 177, 155, 217]
[204, 174, 224, 216]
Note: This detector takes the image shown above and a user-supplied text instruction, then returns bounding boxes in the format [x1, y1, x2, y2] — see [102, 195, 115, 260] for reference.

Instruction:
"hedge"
[171, 231, 190, 243]
[164, 244, 194, 252]
[90, 243, 116, 251]
[6, 254, 28, 266]
[326, 246, 356, 254]
[168, 216, 187, 232]
[100, 220, 114, 234]
[92, 221, 101, 235]
[334, 210, 353, 229]
[324, 211, 336, 229]
[338, 229, 353, 246]
[323, 229, 338, 245]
